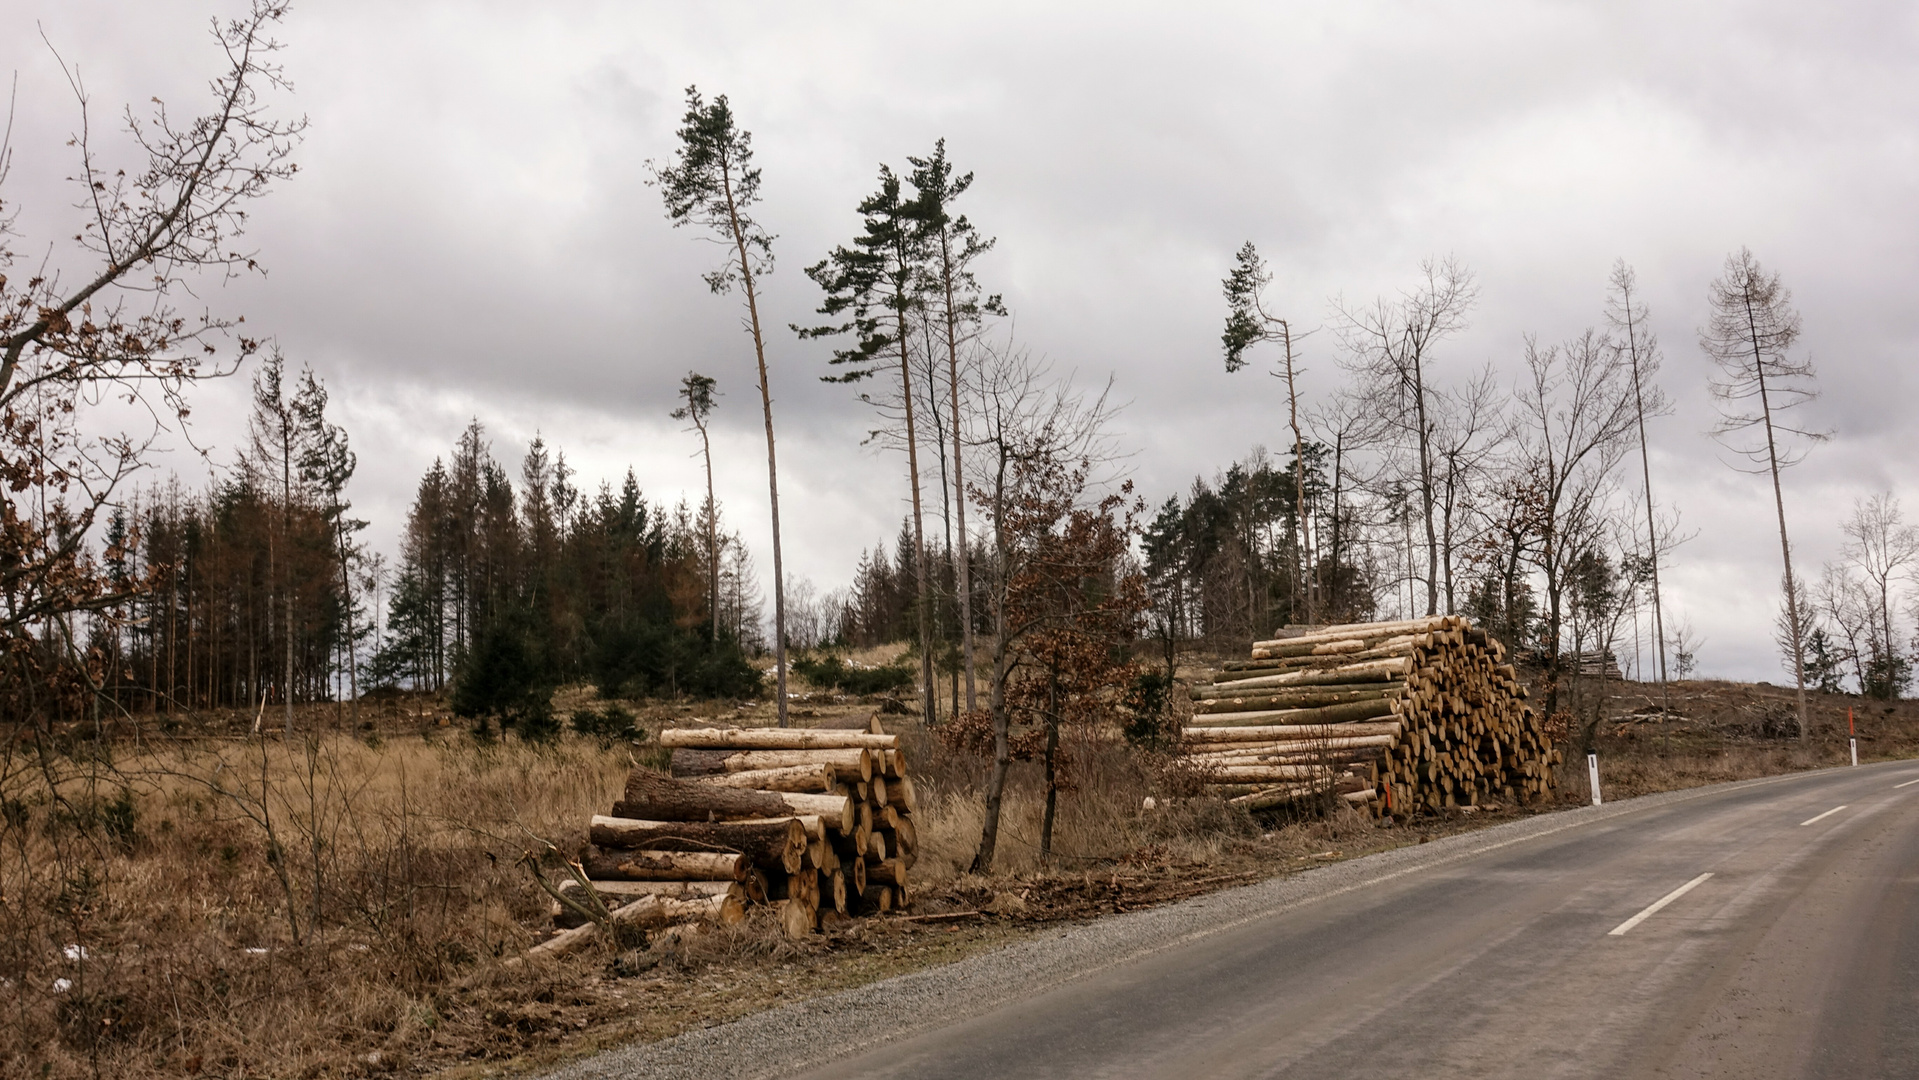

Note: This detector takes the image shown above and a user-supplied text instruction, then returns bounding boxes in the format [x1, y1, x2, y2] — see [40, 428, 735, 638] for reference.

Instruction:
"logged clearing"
[7, 654, 1914, 1079]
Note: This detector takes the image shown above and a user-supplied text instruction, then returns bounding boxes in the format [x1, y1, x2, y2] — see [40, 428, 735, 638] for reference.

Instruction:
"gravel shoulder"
[539, 768, 1821, 1080]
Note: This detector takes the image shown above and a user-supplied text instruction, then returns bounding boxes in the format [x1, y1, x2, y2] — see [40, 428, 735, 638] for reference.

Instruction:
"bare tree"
[1702, 247, 1825, 737]
[1334, 257, 1478, 616]
[0, 2, 301, 648]
[1306, 388, 1388, 623]
[1432, 364, 1510, 615]
[1223, 241, 1312, 622]
[650, 88, 792, 725]
[243, 350, 307, 734]
[963, 343, 1120, 873]
[672, 372, 722, 645]
[1515, 329, 1638, 718]
[1606, 260, 1675, 718]
[1841, 493, 1918, 698]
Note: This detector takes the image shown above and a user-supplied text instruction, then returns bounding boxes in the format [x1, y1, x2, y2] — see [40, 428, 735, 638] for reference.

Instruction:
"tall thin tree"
[907, 140, 1002, 713]
[1333, 258, 1477, 616]
[244, 350, 304, 734]
[650, 87, 793, 725]
[672, 371, 722, 645]
[1606, 260, 1672, 719]
[1222, 240, 1312, 625]
[801, 165, 938, 723]
[1702, 247, 1825, 738]
[293, 367, 363, 726]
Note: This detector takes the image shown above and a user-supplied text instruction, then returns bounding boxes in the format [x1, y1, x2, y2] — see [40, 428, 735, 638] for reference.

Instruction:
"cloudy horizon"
[6, 0, 1915, 682]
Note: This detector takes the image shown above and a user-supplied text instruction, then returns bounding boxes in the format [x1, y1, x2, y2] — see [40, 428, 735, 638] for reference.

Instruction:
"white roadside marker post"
[1588, 753, 1602, 806]
[1852, 739, 1858, 767]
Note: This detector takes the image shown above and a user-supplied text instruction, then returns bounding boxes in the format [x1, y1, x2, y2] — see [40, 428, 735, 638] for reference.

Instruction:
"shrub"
[449, 616, 557, 740]
[792, 654, 915, 695]
[1121, 669, 1177, 749]
[571, 703, 643, 747]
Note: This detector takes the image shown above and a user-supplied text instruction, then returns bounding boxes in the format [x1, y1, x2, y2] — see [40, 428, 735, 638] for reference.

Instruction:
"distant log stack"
[1181, 616, 1560, 815]
[537, 712, 915, 952]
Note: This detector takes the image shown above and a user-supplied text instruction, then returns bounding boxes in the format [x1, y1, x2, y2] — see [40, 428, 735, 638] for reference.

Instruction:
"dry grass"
[1544, 678, 1919, 803]
[7, 671, 1914, 1078]
[1, 721, 632, 1078]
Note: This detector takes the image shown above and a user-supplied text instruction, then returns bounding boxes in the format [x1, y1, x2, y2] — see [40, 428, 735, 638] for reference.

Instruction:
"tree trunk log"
[587, 815, 805, 873]
[613, 772, 853, 834]
[578, 848, 746, 881]
[699, 764, 837, 792]
[670, 747, 873, 782]
[659, 727, 897, 750]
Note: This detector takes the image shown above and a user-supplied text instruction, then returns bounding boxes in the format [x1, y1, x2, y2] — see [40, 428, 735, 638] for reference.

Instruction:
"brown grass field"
[5, 657, 1913, 1079]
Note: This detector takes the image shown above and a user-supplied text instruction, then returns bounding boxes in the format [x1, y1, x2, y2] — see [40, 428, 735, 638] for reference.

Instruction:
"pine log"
[1205, 658, 1412, 693]
[868, 858, 910, 889]
[552, 880, 743, 927]
[659, 727, 898, 750]
[670, 747, 873, 782]
[587, 815, 806, 873]
[1250, 617, 1447, 651]
[777, 898, 817, 938]
[1182, 721, 1403, 743]
[614, 770, 854, 832]
[730, 814, 828, 843]
[881, 776, 918, 814]
[1187, 700, 1399, 728]
[1197, 763, 1334, 783]
[524, 893, 743, 960]
[700, 764, 837, 793]
[1191, 687, 1401, 713]
[577, 848, 747, 881]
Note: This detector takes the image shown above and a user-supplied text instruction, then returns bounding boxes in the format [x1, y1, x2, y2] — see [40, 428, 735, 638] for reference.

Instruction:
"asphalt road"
[793, 760, 1919, 1080]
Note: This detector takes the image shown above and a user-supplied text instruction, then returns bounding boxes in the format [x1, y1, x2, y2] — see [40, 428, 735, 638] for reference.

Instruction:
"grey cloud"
[5, 0, 1915, 679]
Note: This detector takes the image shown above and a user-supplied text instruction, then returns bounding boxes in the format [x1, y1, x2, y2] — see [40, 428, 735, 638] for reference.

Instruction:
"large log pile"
[1182, 616, 1560, 814]
[534, 713, 916, 954]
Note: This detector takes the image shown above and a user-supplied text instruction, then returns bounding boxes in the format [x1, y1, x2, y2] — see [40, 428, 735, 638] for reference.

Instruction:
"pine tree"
[801, 164, 939, 723]
[907, 140, 1002, 713]
[651, 87, 793, 725]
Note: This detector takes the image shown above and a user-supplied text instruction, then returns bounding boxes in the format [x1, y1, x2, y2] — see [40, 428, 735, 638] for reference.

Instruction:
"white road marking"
[1800, 805, 1848, 826]
[1894, 777, 1919, 789]
[1609, 873, 1714, 936]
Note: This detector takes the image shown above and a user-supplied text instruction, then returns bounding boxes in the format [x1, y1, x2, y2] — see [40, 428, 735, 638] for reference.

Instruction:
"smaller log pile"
[532, 714, 917, 956]
[1181, 616, 1561, 815]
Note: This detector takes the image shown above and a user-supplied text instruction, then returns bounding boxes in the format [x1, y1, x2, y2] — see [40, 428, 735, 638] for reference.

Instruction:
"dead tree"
[0, 1, 302, 646]
[1606, 260, 1674, 718]
[672, 372, 723, 645]
[1334, 258, 1478, 617]
[1701, 247, 1825, 738]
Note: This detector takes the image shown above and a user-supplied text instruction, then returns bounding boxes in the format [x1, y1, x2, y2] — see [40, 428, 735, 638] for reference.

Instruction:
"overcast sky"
[6, 1, 1916, 680]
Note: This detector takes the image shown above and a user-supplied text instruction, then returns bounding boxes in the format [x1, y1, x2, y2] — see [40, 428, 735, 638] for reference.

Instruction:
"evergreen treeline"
[87, 362, 762, 724]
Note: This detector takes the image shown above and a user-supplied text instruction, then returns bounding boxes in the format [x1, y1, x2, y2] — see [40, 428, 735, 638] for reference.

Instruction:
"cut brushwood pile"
[530, 713, 916, 956]
[1183, 616, 1560, 815]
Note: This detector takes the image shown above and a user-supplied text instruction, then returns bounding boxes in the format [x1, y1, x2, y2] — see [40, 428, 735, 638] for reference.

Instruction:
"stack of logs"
[1182, 616, 1560, 815]
[531, 714, 917, 957]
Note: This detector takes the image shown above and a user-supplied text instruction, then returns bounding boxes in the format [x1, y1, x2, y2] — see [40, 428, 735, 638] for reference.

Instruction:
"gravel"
[538, 770, 1813, 1080]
